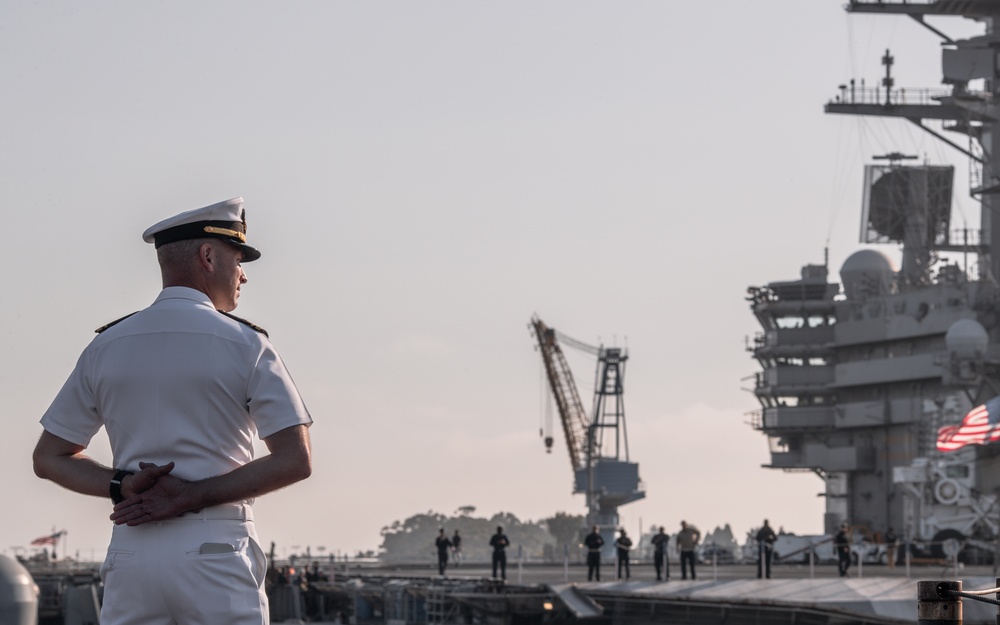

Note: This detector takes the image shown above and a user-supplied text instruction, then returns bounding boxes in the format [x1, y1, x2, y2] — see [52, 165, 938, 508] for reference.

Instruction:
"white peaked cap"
[142, 197, 261, 262]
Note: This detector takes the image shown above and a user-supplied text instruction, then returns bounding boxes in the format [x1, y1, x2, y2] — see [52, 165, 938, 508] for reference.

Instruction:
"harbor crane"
[529, 315, 645, 550]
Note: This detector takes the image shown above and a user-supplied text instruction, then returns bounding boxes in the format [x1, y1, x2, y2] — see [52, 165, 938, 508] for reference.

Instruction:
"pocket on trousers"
[100, 550, 135, 584]
[247, 536, 267, 589]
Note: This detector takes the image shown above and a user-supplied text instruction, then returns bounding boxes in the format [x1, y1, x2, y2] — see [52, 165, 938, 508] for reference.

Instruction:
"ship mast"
[827, 1, 1000, 282]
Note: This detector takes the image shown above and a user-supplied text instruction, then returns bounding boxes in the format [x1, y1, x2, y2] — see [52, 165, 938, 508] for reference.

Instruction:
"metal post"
[809, 547, 814, 579]
[517, 545, 523, 584]
[858, 544, 864, 579]
[712, 550, 717, 581]
[994, 532, 999, 580]
[917, 580, 961, 625]
[906, 537, 912, 578]
[994, 577, 999, 625]
[563, 544, 569, 582]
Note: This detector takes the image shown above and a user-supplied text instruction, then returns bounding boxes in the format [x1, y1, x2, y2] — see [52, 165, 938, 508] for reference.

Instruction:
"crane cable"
[555, 330, 601, 356]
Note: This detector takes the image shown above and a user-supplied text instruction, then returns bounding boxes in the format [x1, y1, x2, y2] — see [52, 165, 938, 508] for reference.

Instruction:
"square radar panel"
[861, 164, 953, 246]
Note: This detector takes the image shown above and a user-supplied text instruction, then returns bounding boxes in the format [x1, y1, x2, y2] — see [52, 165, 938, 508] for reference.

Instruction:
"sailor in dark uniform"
[584, 525, 604, 581]
[756, 519, 777, 579]
[435, 528, 452, 575]
[835, 523, 852, 577]
[614, 528, 633, 580]
[651, 526, 670, 581]
[490, 526, 510, 580]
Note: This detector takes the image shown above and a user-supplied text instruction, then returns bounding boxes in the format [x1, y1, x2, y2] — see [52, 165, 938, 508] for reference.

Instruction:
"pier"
[16, 558, 1000, 624]
[270, 561, 1000, 625]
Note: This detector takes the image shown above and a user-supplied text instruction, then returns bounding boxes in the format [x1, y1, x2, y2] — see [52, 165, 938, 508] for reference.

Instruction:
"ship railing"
[829, 85, 980, 107]
[849, 0, 960, 6]
[945, 228, 984, 248]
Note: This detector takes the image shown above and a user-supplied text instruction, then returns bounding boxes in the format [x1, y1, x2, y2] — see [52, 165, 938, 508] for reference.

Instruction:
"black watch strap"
[110, 469, 133, 505]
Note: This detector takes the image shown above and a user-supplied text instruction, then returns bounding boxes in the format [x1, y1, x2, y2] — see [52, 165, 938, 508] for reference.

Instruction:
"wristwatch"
[110, 469, 134, 505]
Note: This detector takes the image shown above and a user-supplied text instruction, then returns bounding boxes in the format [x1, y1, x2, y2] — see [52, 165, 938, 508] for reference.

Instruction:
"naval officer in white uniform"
[33, 197, 313, 625]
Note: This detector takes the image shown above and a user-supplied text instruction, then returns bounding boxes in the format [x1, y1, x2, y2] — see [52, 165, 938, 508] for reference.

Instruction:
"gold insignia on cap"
[203, 226, 247, 243]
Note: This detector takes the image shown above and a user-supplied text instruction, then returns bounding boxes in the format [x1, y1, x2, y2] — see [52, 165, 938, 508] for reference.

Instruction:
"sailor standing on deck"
[755, 519, 777, 579]
[614, 528, 632, 580]
[884, 527, 898, 570]
[584, 525, 604, 581]
[490, 526, 510, 580]
[435, 528, 452, 575]
[835, 523, 852, 577]
[677, 521, 701, 580]
[651, 526, 670, 581]
[33, 198, 313, 625]
[452, 529, 463, 566]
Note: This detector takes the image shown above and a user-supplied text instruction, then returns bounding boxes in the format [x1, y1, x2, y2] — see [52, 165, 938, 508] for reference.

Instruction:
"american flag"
[937, 396, 1000, 452]
[30, 530, 65, 547]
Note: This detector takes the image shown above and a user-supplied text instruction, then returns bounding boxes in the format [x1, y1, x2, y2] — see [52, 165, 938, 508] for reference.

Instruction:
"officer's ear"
[197, 242, 216, 272]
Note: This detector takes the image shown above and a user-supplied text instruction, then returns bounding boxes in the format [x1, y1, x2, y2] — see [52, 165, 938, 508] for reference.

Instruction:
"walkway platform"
[309, 573, 1000, 624]
[579, 576, 1000, 624]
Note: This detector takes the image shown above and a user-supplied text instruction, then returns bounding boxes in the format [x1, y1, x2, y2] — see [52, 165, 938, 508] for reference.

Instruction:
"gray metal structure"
[748, 0, 1000, 556]
[530, 316, 644, 553]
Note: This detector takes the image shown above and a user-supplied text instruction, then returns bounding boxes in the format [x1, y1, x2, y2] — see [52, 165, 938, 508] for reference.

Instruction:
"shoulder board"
[95, 312, 139, 334]
[219, 311, 269, 337]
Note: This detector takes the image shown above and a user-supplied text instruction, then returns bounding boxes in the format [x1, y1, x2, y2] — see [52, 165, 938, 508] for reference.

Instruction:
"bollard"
[917, 580, 961, 625]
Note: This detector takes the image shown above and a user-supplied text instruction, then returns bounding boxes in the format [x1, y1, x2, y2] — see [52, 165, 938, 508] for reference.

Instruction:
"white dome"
[0, 555, 37, 620]
[946, 318, 989, 358]
[840, 249, 895, 300]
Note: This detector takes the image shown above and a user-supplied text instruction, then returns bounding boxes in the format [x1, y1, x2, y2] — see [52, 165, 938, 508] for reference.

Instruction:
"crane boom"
[529, 314, 646, 549]
[530, 315, 592, 472]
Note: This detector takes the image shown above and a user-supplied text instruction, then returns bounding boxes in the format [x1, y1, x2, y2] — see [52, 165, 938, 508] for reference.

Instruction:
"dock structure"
[19, 558, 1000, 624]
[297, 575, 1000, 625]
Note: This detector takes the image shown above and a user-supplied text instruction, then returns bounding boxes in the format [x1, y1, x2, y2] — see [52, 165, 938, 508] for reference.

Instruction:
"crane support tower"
[530, 315, 645, 551]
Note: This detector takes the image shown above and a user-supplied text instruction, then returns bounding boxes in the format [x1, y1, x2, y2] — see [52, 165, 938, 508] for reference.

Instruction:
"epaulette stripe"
[219, 311, 269, 337]
[95, 312, 139, 334]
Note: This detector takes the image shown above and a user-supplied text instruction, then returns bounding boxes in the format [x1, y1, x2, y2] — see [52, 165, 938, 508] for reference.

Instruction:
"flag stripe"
[938, 398, 1000, 452]
[30, 531, 64, 547]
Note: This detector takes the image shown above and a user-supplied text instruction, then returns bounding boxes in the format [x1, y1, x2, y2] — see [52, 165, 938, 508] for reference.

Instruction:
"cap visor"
[237, 243, 261, 262]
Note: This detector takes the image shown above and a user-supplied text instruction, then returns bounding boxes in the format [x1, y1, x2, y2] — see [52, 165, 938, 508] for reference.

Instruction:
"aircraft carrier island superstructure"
[747, 0, 1000, 559]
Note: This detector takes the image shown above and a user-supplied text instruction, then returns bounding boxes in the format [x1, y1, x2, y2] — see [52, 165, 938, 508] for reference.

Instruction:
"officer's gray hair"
[156, 238, 206, 269]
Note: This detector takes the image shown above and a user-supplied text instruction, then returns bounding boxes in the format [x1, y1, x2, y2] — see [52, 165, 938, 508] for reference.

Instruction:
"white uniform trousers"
[99, 505, 268, 625]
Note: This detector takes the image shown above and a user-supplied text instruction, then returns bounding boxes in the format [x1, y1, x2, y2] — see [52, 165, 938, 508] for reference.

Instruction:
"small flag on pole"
[30, 530, 65, 547]
[937, 396, 1000, 452]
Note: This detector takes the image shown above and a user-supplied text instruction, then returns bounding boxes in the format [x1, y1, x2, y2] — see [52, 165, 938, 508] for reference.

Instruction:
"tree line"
[378, 508, 586, 563]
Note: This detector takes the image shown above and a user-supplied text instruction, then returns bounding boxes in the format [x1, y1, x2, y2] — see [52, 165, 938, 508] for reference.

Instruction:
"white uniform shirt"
[41, 287, 312, 501]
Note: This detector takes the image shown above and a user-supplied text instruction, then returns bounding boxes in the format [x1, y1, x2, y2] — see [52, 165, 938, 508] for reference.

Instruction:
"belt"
[178, 504, 253, 521]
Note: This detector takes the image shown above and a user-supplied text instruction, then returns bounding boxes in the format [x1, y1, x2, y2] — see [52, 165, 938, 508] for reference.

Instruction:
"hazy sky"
[1, 2, 986, 560]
